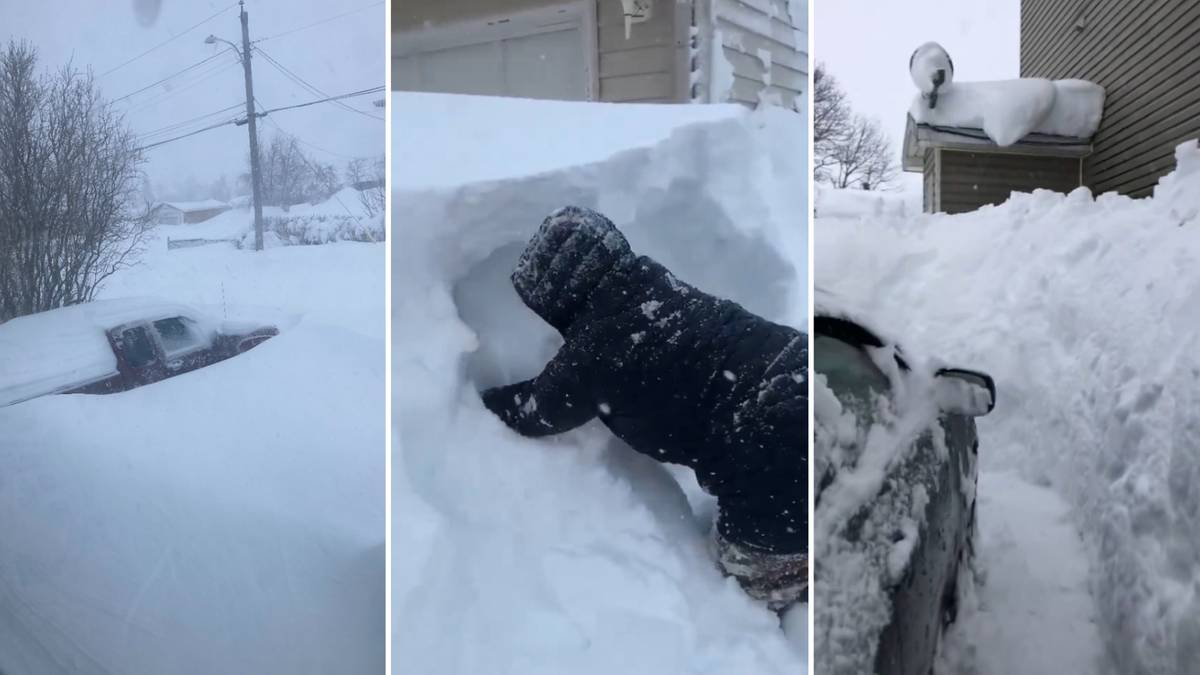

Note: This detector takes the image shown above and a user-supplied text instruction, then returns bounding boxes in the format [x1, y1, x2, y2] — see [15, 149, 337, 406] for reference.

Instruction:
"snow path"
[816, 144, 1200, 674]
[939, 471, 1106, 675]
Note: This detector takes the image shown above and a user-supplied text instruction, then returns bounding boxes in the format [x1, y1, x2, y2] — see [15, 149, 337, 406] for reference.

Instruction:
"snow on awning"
[904, 42, 1105, 155]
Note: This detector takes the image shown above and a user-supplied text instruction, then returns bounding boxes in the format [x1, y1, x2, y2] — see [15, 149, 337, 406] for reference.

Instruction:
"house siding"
[936, 150, 1080, 214]
[697, 0, 806, 107]
[1020, 0, 1200, 197]
[596, 0, 684, 102]
[923, 148, 937, 213]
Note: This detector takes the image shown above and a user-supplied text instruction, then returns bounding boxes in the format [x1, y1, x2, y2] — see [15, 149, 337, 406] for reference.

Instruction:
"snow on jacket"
[482, 206, 807, 554]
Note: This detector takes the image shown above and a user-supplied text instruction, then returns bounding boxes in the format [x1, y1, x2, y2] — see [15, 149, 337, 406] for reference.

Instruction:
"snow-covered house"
[1020, 0, 1200, 198]
[391, 0, 807, 109]
[901, 42, 1106, 215]
[152, 200, 232, 225]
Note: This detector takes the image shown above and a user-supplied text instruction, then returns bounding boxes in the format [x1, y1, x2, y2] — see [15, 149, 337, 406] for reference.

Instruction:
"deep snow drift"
[0, 237, 385, 674]
[393, 92, 807, 674]
[816, 140, 1200, 675]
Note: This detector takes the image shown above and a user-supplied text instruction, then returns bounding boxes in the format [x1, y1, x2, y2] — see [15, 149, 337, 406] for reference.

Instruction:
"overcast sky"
[815, 0, 1019, 193]
[4, 0, 384, 199]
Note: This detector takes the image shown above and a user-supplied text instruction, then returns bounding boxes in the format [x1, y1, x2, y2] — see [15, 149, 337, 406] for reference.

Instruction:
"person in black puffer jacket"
[481, 206, 808, 612]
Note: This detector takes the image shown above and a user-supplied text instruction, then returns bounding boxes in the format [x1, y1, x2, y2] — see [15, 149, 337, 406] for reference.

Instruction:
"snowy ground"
[0, 235, 384, 673]
[393, 93, 807, 674]
[816, 140, 1200, 675]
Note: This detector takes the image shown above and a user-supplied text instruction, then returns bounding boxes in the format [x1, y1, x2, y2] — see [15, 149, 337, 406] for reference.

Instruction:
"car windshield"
[119, 326, 157, 368]
[153, 317, 203, 356]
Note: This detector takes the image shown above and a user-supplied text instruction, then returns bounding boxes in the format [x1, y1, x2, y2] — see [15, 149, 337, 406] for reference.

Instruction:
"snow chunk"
[723, 370, 737, 382]
[640, 299, 663, 319]
[598, 402, 611, 415]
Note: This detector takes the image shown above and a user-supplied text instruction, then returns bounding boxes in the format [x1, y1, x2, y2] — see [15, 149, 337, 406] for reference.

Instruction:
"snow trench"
[393, 105, 807, 674]
[816, 140, 1200, 675]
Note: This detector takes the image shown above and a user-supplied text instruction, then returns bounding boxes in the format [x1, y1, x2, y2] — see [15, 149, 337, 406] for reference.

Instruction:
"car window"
[153, 317, 203, 356]
[814, 334, 891, 418]
[118, 326, 157, 368]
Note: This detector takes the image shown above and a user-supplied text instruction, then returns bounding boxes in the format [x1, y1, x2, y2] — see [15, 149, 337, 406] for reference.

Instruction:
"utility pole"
[238, 0, 265, 251]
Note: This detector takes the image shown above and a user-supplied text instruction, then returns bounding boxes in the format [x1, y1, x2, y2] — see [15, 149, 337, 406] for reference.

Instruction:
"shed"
[902, 115, 1093, 214]
[391, 0, 807, 109]
[153, 200, 232, 225]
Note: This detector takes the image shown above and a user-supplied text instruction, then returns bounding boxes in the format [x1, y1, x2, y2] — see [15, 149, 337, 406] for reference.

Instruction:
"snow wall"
[816, 140, 1200, 675]
[393, 93, 807, 674]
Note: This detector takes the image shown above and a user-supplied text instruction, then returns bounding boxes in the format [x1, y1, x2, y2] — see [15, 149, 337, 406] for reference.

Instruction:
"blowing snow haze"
[3, 0, 383, 198]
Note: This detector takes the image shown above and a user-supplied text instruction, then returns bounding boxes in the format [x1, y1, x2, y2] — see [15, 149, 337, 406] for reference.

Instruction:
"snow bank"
[393, 92, 807, 674]
[161, 187, 383, 246]
[816, 140, 1200, 675]
[394, 93, 744, 190]
[908, 44, 1105, 146]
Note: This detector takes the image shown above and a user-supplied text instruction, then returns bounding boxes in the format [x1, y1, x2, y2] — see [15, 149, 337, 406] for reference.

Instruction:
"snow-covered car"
[814, 304, 995, 675]
[0, 298, 278, 408]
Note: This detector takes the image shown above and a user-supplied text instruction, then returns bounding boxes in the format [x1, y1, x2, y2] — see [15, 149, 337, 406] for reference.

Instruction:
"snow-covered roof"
[155, 199, 231, 213]
[0, 297, 204, 407]
[909, 78, 1105, 148]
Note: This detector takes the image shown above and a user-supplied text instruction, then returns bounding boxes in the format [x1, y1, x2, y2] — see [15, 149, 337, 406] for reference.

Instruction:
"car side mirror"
[934, 368, 995, 416]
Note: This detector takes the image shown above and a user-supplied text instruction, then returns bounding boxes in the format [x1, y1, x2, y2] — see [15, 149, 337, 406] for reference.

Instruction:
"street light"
[204, 34, 241, 60]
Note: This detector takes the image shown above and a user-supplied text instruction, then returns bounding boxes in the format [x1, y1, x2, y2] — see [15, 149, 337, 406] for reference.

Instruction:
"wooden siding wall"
[923, 148, 937, 214]
[596, 0, 683, 102]
[1020, 0, 1200, 197]
[705, 0, 806, 107]
[937, 150, 1081, 214]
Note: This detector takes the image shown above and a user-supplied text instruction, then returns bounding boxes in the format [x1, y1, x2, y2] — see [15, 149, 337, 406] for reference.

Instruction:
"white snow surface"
[0, 238, 385, 673]
[910, 77, 1105, 146]
[163, 187, 381, 241]
[816, 139, 1200, 675]
[937, 471, 1106, 675]
[393, 93, 744, 190]
[393, 93, 807, 674]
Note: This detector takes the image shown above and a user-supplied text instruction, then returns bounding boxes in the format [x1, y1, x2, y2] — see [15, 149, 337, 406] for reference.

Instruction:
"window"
[814, 334, 891, 422]
[153, 317, 202, 356]
[119, 326, 157, 368]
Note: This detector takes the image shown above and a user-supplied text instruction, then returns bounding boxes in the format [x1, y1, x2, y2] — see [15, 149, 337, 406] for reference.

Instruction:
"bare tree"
[345, 156, 384, 218]
[828, 115, 900, 189]
[0, 41, 150, 322]
[813, 62, 900, 190]
[254, 132, 339, 208]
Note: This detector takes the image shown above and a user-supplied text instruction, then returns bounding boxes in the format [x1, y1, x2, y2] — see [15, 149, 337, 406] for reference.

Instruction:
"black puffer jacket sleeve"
[481, 342, 597, 437]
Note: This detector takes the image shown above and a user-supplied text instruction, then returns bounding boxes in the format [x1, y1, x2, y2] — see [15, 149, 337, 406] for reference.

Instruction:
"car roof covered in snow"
[0, 298, 205, 407]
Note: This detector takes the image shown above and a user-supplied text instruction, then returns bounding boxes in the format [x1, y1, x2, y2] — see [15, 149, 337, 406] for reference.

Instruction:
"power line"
[137, 101, 244, 140]
[99, 1, 240, 78]
[134, 86, 384, 153]
[124, 59, 241, 117]
[254, 2, 383, 43]
[112, 48, 236, 104]
[254, 47, 382, 121]
[136, 117, 240, 152]
[256, 98, 377, 160]
[256, 86, 385, 116]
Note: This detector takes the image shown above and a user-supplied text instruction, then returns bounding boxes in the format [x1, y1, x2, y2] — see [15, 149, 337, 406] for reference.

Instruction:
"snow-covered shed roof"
[155, 199, 231, 213]
[0, 298, 204, 407]
[902, 43, 1105, 170]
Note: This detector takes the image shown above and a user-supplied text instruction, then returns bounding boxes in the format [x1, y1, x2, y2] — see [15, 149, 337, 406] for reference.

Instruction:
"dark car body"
[815, 312, 993, 675]
[64, 315, 278, 396]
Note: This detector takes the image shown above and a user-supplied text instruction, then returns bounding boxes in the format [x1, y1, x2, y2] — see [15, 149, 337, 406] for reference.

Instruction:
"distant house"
[153, 200, 231, 225]
[392, 0, 807, 109]
[905, 3, 1200, 214]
